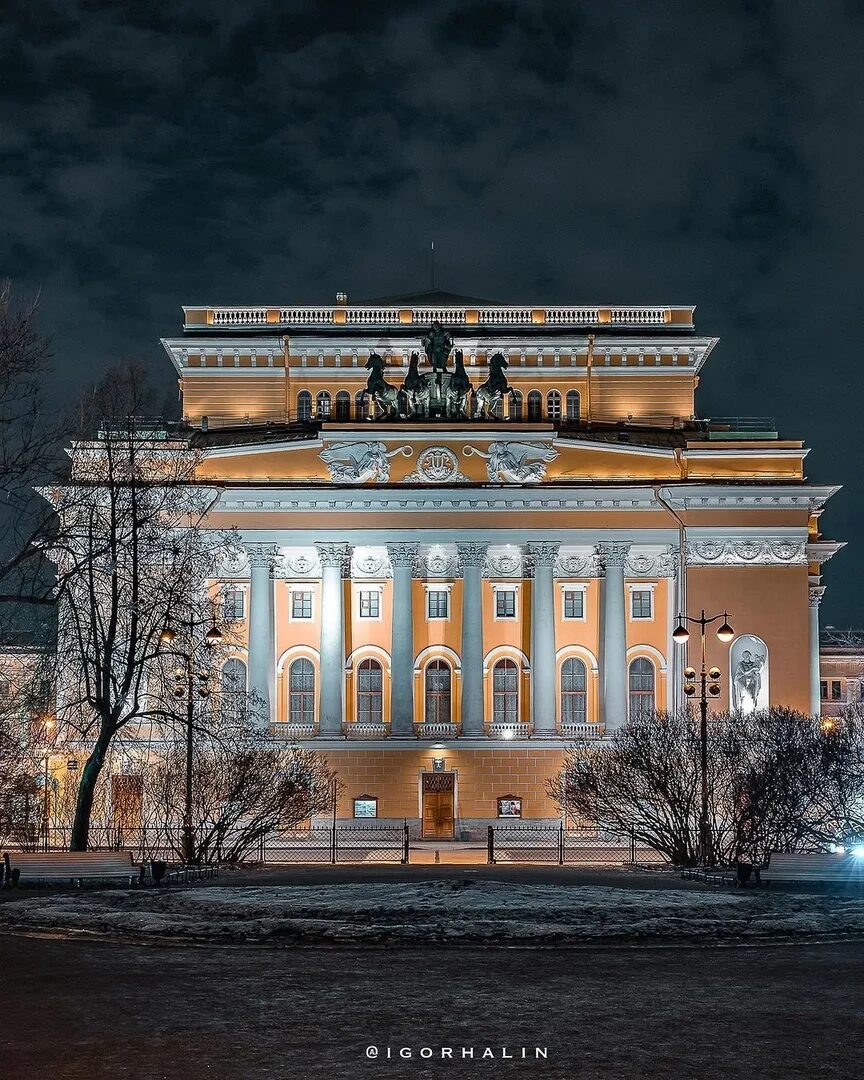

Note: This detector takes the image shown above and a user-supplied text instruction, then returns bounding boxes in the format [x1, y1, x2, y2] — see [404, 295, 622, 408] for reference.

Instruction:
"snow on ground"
[3, 880, 864, 946]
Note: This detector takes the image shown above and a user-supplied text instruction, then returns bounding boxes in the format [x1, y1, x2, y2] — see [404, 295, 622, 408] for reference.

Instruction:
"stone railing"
[197, 305, 682, 331]
[485, 722, 533, 739]
[413, 722, 461, 739]
[272, 723, 318, 741]
[343, 722, 390, 739]
[558, 722, 606, 740]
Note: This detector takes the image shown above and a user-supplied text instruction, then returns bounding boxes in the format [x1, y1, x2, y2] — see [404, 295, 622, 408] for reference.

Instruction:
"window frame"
[424, 659, 452, 725]
[287, 657, 316, 725]
[425, 586, 451, 621]
[221, 586, 246, 622]
[356, 658, 384, 725]
[629, 585, 655, 621]
[357, 588, 382, 621]
[560, 656, 588, 725]
[492, 658, 519, 724]
[493, 585, 518, 621]
[628, 657, 656, 720]
[289, 587, 314, 621]
[561, 584, 587, 622]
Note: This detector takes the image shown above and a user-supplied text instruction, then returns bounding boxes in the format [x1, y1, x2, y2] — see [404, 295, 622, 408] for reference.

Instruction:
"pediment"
[196, 430, 688, 485]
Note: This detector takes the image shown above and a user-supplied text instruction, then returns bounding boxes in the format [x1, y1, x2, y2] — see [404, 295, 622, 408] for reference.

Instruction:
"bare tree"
[549, 708, 842, 867]
[141, 702, 338, 865]
[49, 395, 225, 850]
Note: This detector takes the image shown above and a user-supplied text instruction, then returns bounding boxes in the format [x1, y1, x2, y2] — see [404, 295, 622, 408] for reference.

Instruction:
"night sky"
[3, 1, 863, 624]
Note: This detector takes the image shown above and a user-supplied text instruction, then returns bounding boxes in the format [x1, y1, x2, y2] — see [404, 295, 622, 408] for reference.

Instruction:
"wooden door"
[422, 773, 455, 839]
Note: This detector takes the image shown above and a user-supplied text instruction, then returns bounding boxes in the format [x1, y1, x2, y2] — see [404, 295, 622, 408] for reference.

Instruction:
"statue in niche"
[732, 649, 766, 713]
[361, 352, 401, 417]
[474, 352, 513, 419]
[447, 349, 473, 418]
[402, 351, 431, 417]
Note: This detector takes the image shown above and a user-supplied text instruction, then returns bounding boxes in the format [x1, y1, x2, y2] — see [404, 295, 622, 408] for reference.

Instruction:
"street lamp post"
[672, 609, 734, 867]
[160, 614, 222, 864]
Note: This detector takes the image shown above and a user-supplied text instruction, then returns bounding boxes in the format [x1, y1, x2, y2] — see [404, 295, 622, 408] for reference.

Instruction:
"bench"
[3, 851, 141, 887]
[760, 851, 864, 886]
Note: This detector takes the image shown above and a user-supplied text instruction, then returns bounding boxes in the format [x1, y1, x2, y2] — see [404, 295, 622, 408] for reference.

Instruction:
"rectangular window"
[820, 680, 828, 701]
[630, 589, 653, 620]
[563, 589, 585, 620]
[291, 590, 313, 620]
[495, 589, 517, 619]
[831, 680, 842, 701]
[222, 588, 245, 621]
[427, 590, 449, 619]
[359, 590, 380, 619]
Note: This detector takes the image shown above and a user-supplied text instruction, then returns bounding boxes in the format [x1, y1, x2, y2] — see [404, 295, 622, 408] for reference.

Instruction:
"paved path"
[1, 933, 860, 1079]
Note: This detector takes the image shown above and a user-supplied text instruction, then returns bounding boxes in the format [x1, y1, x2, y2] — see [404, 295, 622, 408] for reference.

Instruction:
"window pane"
[359, 591, 380, 618]
[628, 658, 655, 719]
[563, 590, 584, 619]
[291, 591, 312, 619]
[427, 590, 449, 619]
[496, 590, 516, 618]
[631, 590, 652, 619]
[357, 659, 383, 724]
[424, 660, 451, 724]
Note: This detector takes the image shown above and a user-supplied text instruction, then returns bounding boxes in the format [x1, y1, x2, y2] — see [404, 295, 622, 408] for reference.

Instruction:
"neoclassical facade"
[152, 292, 840, 837]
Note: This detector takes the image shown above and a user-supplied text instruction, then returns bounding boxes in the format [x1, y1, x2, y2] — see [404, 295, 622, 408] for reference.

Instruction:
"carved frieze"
[686, 539, 808, 566]
[403, 446, 468, 483]
[462, 441, 558, 483]
[351, 549, 392, 579]
[484, 547, 524, 578]
[319, 442, 412, 484]
[279, 549, 320, 578]
[418, 547, 460, 579]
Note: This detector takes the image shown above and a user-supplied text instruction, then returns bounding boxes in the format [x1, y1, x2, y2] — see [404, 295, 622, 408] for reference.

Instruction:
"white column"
[667, 546, 685, 715]
[388, 543, 417, 736]
[529, 543, 558, 736]
[246, 545, 277, 727]
[599, 542, 630, 731]
[316, 543, 350, 734]
[809, 586, 825, 717]
[458, 542, 486, 736]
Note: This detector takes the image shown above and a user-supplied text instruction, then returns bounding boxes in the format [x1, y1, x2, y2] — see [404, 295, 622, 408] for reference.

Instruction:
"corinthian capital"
[597, 542, 631, 570]
[456, 541, 487, 568]
[809, 585, 826, 608]
[387, 542, 418, 569]
[246, 543, 278, 570]
[315, 542, 351, 568]
[527, 542, 559, 569]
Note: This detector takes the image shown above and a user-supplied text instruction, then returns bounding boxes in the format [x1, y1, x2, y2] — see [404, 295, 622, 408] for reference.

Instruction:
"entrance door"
[422, 773, 455, 839]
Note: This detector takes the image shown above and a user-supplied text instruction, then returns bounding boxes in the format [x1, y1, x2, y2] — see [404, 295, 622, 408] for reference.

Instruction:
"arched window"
[546, 390, 561, 421]
[297, 390, 312, 422]
[561, 657, 587, 724]
[566, 389, 580, 421]
[335, 391, 351, 421]
[357, 658, 383, 724]
[316, 390, 331, 419]
[628, 658, 655, 720]
[355, 391, 369, 421]
[221, 657, 247, 694]
[492, 659, 519, 724]
[527, 390, 542, 422]
[510, 390, 523, 421]
[288, 658, 315, 725]
[424, 660, 451, 724]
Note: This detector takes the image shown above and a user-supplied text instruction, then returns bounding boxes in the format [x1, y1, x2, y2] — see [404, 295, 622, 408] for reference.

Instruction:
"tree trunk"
[70, 730, 112, 851]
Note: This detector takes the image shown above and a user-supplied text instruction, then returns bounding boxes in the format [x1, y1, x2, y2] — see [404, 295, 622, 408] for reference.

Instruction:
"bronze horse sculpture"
[474, 352, 513, 418]
[361, 352, 401, 417]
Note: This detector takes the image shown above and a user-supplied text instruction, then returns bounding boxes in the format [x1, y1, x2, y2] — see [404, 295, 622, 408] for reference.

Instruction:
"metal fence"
[487, 825, 667, 866]
[6, 822, 410, 866]
[261, 824, 409, 865]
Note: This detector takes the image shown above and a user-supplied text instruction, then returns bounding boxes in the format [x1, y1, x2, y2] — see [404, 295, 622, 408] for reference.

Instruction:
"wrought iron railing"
[487, 825, 666, 866]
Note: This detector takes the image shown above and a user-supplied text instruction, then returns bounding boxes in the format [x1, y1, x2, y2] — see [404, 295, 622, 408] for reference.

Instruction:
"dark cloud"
[1, 0, 863, 621]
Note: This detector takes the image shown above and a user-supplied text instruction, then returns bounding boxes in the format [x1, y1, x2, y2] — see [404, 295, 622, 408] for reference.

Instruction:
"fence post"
[558, 822, 564, 866]
[630, 827, 636, 865]
[487, 825, 494, 865]
[331, 820, 337, 865]
[402, 819, 409, 864]
[259, 832, 265, 864]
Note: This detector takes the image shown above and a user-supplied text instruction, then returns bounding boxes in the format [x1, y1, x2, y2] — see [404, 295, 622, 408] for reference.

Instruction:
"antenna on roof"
[430, 241, 436, 291]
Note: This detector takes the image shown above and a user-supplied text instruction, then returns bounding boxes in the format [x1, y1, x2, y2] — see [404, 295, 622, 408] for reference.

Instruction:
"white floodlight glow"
[852, 845, 864, 858]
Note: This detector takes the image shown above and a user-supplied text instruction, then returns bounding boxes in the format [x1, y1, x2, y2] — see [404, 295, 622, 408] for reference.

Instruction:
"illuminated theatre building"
[156, 293, 838, 838]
